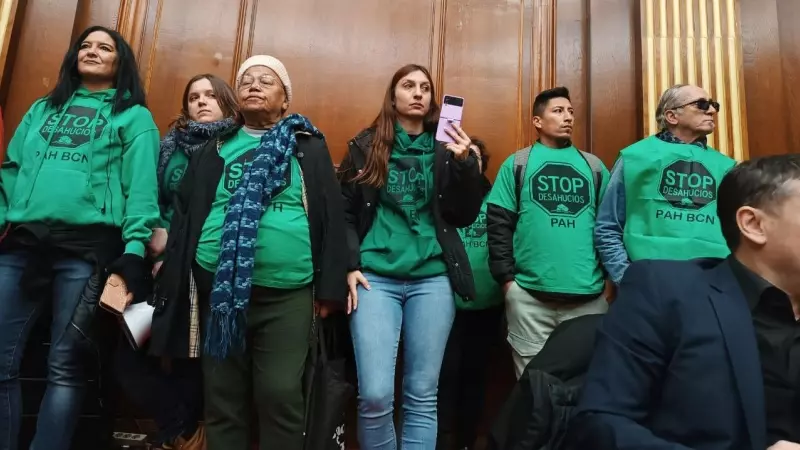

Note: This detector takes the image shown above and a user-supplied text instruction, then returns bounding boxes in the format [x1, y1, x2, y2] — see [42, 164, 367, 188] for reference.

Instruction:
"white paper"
[121, 302, 154, 349]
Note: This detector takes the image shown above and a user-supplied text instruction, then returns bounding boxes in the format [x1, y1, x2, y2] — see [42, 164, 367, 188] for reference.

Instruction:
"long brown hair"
[355, 64, 440, 187]
[170, 73, 240, 130]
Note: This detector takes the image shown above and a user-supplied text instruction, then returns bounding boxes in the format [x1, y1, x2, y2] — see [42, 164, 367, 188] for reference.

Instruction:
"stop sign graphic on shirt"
[529, 162, 591, 217]
[658, 159, 716, 210]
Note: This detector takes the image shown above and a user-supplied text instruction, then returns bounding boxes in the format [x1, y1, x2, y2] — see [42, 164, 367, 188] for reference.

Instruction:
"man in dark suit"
[570, 154, 800, 450]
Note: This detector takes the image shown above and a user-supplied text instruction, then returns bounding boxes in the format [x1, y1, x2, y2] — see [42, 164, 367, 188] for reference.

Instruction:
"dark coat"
[570, 259, 767, 450]
[150, 133, 348, 358]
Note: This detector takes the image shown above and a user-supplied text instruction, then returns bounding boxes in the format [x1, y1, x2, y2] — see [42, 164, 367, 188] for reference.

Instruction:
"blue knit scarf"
[205, 113, 323, 359]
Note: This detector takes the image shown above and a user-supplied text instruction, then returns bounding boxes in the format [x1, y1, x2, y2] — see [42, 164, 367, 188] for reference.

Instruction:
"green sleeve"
[1, 101, 40, 227]
[120, 113, 160, 256]
[486, 154, 517, 211]
[157, 156, 175, 231]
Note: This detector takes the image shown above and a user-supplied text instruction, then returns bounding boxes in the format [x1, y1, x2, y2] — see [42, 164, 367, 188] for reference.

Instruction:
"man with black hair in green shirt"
[487, 87, 610, 378]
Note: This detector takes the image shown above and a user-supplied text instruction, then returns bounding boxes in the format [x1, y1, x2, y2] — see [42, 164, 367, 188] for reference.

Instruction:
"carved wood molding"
[0, 0, 19, 90]
[429, 0, 448, 98]
[117, 0, 164, 93]
[517, 0, 555, 147]
[231, 0, 258, 84]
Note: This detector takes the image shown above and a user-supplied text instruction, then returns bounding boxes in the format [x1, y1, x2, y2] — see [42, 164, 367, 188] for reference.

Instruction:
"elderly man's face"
[238, 65, 288, 116]
[667, 85, 718, 136]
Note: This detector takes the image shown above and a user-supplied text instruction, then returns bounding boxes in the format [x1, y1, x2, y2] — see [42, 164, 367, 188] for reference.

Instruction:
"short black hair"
[717, 154, 800, 251]
[533, 86, 571, 117]
[46, 25, 147, 115]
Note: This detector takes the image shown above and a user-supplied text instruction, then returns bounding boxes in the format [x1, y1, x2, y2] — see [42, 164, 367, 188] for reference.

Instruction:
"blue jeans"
[350, 272, 455, 450]
[0, 251, 93, 450]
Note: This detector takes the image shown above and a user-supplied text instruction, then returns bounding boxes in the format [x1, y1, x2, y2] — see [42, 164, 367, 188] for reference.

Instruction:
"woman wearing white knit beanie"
[160, 54, 348, 449]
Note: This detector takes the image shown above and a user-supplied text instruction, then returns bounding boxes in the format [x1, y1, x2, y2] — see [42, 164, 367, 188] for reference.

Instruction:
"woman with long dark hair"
[339, 64, 484, 449]
[115, 74, 240, 450]
[0, 25, 159, 450]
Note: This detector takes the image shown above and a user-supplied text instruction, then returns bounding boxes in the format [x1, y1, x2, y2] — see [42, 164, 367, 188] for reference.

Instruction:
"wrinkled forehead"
[677, 85, 710, 103]
[241, 65, 281, 83]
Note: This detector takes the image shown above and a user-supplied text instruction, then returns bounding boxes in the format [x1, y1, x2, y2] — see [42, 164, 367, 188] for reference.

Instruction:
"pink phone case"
[436, 96, 464, 143]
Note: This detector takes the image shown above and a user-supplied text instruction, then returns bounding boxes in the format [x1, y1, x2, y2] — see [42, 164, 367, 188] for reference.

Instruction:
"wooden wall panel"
[73, 0, 121, 38]
[554, 0, 588, 152]
[248, 0, 436, 164]
[2, 0, 80, 145]
[0, 0, 19, 87]
[640, 0, 748, 160]
[740, 0, 800, 157]
[131, 0, 244, 132]
[588, 0, 641, 168]
[2, 0, 796, 166]
[0, 0, 19, 164]
[775, 1, 800, 156]
[439, 0, 522, 179]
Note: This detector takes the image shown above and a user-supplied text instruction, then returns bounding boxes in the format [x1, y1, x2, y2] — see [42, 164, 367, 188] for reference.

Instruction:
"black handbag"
[304, 316, 355, 450]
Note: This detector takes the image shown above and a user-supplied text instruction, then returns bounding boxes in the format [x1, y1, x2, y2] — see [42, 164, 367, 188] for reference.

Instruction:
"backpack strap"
[577, 150, 604, 208]
[513, 147, 532, 211]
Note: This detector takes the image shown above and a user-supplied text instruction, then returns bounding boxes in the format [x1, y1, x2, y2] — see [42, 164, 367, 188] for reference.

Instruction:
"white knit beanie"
[236, 55, 292, 104]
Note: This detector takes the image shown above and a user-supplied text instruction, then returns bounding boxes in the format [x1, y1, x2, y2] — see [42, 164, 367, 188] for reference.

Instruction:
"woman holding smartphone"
[338, 63, 483, 449]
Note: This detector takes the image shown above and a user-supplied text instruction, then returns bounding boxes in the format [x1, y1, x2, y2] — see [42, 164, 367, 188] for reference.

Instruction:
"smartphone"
[100, 274, 133, 315]
[435, 95, 465, 143]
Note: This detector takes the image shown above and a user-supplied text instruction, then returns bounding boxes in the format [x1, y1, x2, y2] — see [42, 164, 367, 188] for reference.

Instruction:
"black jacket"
[0, 222, 124, 350]
[150, 133, 348, 358]
[489, 313, 603, 450]
[487, 203, 518, 285]
[338, 127, 483, 300]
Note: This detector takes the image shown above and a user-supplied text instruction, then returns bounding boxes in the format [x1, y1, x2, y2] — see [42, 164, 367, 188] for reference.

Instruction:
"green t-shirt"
[159, 150, 189, 229]
[487, 142, 609, 295]
[455, 197, 503, 310]
[360, 126, 446, 278]
[195, 129, 314, 289]
[621, 135, 735, 261]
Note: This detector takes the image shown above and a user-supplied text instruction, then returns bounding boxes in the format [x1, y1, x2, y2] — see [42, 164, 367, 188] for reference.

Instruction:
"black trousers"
[437, 305, 504, 449]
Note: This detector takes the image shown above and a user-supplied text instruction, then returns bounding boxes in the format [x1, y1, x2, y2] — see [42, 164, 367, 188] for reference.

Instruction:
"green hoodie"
[0, 88, 160, 256]
[360, 124, 446, 278]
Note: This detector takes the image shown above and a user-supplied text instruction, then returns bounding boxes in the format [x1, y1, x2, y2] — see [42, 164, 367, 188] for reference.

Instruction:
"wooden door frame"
[0, 0, 21, 109]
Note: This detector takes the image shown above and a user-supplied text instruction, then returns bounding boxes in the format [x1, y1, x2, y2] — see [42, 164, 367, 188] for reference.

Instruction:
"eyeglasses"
[674, 98, 720, 112]
[239, 74, 279, 90]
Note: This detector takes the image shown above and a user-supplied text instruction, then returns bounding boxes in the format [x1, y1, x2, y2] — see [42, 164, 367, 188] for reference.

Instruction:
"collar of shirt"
[728, 256, 795, 321]
[655, 130, 708, 149]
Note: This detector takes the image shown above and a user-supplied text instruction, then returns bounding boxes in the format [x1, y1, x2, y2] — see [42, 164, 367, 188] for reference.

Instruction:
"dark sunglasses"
[674, 98, 720, 112]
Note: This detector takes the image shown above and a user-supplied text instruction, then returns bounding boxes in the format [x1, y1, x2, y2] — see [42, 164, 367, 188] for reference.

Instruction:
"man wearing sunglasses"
[594, 84, 736, 286]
